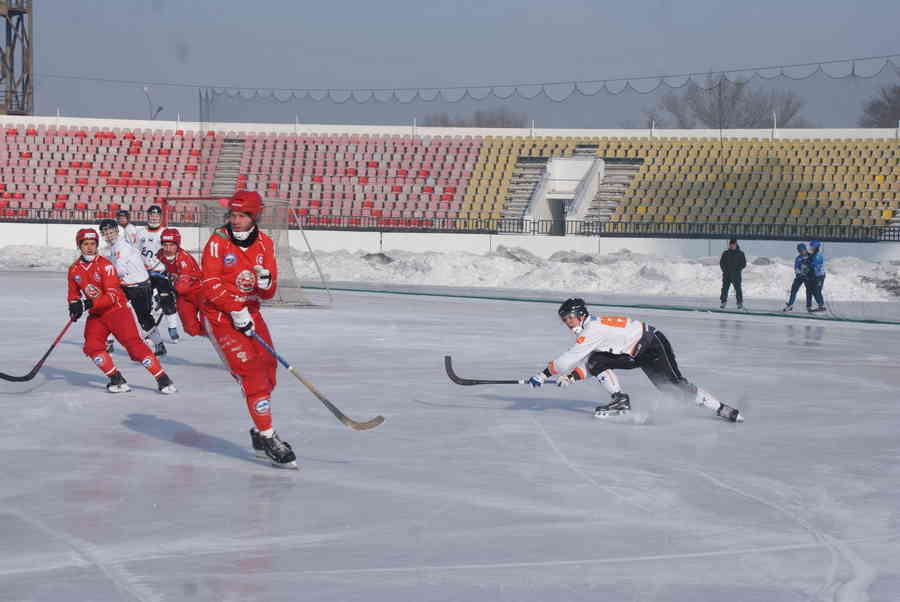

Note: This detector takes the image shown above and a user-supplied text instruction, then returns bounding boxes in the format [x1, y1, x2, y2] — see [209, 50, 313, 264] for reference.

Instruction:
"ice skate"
[168, 327, 180, 343]
[782, 303, 793, 312]
[719, 302, 726, 309]
[737, 303, 744, 310]
[154, 341, 167, 356]
[106, 371, 130, 393]
[249, 428, 266, 458]
[810, 305, 827, 313]
[594, 392, 631, 418]
[258, 431, 297, 469]
[156, 373, 176, 394]
[716, 403, 744, 423]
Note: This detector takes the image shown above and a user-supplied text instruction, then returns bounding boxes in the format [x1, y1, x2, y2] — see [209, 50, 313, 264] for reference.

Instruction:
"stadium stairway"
[584, 158, 643, 223]
[212, 138, 246, 197]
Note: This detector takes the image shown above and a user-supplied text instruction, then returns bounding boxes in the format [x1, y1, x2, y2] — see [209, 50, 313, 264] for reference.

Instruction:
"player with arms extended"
[201, 191, 297, 468]
[67, 228, 176, 394]
[157, 227, 206, 337]
[116, 209, 139, 247]
[528, 298, 743, 422]
[137, 204, 181, 348]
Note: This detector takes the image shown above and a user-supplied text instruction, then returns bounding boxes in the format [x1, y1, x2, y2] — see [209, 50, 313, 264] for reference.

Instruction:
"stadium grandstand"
[0, 117, 897, 243]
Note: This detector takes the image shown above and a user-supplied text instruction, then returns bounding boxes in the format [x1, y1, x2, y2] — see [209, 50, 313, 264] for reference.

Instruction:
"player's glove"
[68, 298, 92, 322]
[230, 307, 255, 337]
[253, 265, 272, 291]
[556, 374, 576, 388]
[528, 370, 550, 388]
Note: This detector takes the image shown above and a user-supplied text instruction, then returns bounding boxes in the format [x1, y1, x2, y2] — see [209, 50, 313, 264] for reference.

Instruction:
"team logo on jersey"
[93, 272, 101, 282]
[142, 357, 153, 368]
[235, 269, 256, 293]
[256, 255, 264, 265]
[224, 253, 237, 266]
[84, 283, 101, 298]
[254, 399, 270, 415]
[74, 275, 81, 282]
[93, 356, 104, 366]
[577, 336, 586, 344]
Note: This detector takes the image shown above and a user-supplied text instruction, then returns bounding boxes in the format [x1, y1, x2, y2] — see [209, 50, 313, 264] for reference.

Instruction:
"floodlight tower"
[0, 0, 32, 115]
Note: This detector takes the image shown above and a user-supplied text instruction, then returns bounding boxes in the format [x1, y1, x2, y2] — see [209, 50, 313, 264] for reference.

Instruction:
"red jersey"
[67, 256, 128, 317]
[157, 248, 203, 297]
[200, 227, 278, 320]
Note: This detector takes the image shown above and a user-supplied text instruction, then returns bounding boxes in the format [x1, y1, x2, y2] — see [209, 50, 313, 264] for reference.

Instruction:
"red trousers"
[177, 291, 206, 337]
[205, 308, 277, 431]
[83, 306, 163, 378]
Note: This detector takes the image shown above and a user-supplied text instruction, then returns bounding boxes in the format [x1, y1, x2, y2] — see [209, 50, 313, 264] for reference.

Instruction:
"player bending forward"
[137, 204, 180, 348]
[67, 228, 176, 394]
[157, 228, 206, 337]
[529, 298, 743, 422]
[99, 219, 167, 349]
[201, 191, 297, 468]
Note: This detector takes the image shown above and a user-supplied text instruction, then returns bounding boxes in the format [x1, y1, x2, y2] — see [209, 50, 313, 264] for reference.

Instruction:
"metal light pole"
[143, 86, 163, 120]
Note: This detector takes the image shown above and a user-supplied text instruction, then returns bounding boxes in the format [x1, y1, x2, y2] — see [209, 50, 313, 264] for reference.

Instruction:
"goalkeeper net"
[163, 195, 330, 307]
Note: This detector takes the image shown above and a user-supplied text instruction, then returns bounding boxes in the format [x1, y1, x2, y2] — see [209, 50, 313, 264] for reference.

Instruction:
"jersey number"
[209, 241, 219, 258]
[600, 316, 628, 328]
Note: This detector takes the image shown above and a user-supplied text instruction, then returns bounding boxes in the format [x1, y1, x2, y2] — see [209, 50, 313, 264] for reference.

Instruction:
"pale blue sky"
[33, 0, 900, 127]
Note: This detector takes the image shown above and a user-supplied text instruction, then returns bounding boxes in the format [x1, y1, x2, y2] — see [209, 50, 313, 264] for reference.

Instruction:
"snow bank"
[293, 245, 899, 302]
[4, 243, 899, 302]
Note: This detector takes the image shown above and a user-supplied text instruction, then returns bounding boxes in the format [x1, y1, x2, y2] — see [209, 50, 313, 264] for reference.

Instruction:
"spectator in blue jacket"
[783, 243, 811, 311]
[806, 240, 826, 312]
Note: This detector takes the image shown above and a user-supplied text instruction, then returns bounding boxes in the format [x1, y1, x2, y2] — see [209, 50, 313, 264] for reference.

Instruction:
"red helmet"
[228, 190, 263, 219]
[76, 228, 99, 247]
[161, 227, 181, 246]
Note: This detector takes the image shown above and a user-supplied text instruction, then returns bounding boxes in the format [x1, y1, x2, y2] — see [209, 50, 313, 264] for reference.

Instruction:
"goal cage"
[160, 196, 332, 307]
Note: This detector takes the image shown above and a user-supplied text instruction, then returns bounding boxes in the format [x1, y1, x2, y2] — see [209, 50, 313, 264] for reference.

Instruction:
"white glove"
[556, 374, 576, 388]
[253, 265, 272, 291]
[527, 373, 546, 388]
[230, 307, 255, 337]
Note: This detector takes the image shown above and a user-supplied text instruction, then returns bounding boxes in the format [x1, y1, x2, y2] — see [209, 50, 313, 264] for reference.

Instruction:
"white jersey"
[137, 226, 166, 273]
[120, 223, 139, 247]
[107, 237, 150, 286]
[549, 315, 646, 377]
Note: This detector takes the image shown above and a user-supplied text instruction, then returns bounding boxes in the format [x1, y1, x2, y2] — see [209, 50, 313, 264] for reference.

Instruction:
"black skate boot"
[168, 327, 180, 343]
[249, 428, 266, 458]
[810, 304, 827, 313]
[716, 403, 744, 423]
[156, 373, 177, 394]
[782, 303, 793, 312]
[258, 431, 297, 469]
[106, 371, 130, 393]
[154, 341, 167, 356]
[594, 392, 631, 418]
[719, 301, 726, 309]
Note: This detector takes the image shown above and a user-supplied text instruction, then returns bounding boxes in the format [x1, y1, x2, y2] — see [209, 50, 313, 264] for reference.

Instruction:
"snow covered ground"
[1, 271, 898, 601]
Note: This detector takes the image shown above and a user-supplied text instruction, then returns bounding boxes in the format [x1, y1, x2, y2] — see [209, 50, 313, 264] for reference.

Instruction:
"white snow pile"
[292, 245, 900, 302]
[3, 243, 899, 302]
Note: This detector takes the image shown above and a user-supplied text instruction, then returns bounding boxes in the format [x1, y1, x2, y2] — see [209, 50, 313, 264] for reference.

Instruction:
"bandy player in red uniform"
[201, 191, 297, 468]
[67, 228, 177, 394]
[156, 228, 206, 337]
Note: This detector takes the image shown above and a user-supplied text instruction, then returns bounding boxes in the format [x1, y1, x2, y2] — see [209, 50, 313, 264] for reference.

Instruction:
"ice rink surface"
[1, 271, 898, 602]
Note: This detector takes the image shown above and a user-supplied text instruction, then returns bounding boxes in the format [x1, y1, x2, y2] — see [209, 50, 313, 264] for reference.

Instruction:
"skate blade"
[158, 385, 177, 395]
[735, 413, 745, 423]
[106, 385, 131, 394]
[270, 459, 299, 470]
[594, 409, 629, 418]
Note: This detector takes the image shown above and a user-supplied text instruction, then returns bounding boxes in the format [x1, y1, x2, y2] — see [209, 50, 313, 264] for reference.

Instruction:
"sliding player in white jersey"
[99, 219, 167, 355]
[528, 298, 743, 422]
[136, 204, 181, 346]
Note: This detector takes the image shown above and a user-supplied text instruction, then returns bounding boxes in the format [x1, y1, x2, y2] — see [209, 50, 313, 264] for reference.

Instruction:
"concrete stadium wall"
[3, 223, 899, 262]
[2, 115, 897, 141]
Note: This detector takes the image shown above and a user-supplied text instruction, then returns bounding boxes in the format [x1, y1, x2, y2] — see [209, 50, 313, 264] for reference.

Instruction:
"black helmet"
[147, 205, 162, 215]
[558, 298, 589, 321]
[117, 209, 130, 218]
[98, 218, 118, 232]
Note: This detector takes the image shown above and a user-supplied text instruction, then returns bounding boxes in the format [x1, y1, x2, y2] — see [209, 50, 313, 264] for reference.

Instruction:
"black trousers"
[806, 274, 825, 307]
[149, 273, 177, 316]
[122, 280, 156, 332]
[720, 273, 743, 304]
[787, 276, 809, 306]
[587, 328, 697, 403]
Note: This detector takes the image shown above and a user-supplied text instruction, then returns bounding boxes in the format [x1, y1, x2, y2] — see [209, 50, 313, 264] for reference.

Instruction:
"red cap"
[228, 190, 263, 219]
[76, 228, 99, 246]
[161, 227, 181, 246]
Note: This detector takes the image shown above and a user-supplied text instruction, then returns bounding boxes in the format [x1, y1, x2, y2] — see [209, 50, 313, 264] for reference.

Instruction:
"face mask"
[232, 226, 255, 241]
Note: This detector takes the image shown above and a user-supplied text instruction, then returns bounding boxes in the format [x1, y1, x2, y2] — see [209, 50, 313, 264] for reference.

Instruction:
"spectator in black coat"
[719, 238, 747, 309]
